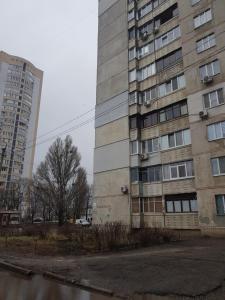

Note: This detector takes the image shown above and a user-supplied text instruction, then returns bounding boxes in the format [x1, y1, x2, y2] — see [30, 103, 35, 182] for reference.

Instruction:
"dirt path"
[1, 238, 225, 299]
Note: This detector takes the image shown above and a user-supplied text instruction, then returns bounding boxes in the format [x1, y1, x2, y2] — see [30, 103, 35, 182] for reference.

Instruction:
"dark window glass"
[172, 78, 178, 90]
[168, 134, 175, 147]
[129, 27, 136, 40]
[218, 89, 224, 104]
[141, 168, 148, 182]
[219, 157, 225, 174]
[173, 104, 181, 118]
[131, 168, 139, 182]
[178, 165, 186, 177]
[156, 48, 182, 72]
[215, 195, 225, 215]
[160, 110, 166, 122]
[166, 107, 173, 120]
[130, 116, 137, 129]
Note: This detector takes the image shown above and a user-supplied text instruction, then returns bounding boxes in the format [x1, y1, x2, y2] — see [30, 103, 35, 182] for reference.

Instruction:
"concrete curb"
[78, 279, 114, 296]
[43, 271, 114, 296]
[0, 261, 33, 276]
[43, 271, 76, 284]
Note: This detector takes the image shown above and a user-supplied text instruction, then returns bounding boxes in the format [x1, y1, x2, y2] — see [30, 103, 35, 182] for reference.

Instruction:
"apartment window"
[161, 129, 191, 150]
[196, 33, 216, 53]
[192, 0, 201, 5]
[132, 198, 140, 213]
[142, 197, 163, 213]
[215, 195, 225, 215]
[154, 4, 178, 27]
[138, 63, 156, 81]
[159, 100, 188, 122]
[163, 160, 194, 181]
[142, 85, 158, 103]
[131, 167, 139, 182]
[129, 27, 136, 40]
[165, 193, 198, 213]
[138, 21, 153, 38]
[211, 156, 225, 176]
[142, 111, 158, 128]
[194, 9, 212, 28]
[138, 2, 152, 19]
[158, 74, 186, 97]
[138, 41, 154, 58]
[129, 91, 138, 105]
[128, 9, 135, 21]
[156, 48, 182, 73]
[129, 47, 136, 61]
[130, 140, 139, 154]
[129, 69, 137, 82]
[153, 0, 166, 9]
[199, 60, 220, 80]
[203, 88, 224, 109]
[141, 165, 162, 183]
[130, 115, 139, 129]
[208, 121, 225, 141]
[142, 137, 159, 154]
[155, 26, 181, 50]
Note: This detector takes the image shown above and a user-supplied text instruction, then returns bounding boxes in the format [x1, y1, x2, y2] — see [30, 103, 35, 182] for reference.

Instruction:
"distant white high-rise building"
[0, 51, 43, 190]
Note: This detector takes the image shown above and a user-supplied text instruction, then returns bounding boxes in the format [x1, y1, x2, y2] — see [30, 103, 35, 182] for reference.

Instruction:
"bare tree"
[68, 167, 89, 221]
[35, 136, 81, 226]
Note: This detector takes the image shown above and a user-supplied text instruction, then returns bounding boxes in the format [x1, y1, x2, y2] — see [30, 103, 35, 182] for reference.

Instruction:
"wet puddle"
[0, 269, 117, 300]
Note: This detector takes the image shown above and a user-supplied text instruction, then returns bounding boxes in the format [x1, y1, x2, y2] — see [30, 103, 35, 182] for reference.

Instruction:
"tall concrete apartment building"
[94, 0, 225, 234]
[0, 51, 43, 190]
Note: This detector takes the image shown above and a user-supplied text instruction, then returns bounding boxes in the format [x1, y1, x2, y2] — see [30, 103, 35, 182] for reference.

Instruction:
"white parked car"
[75, 219, 90, 226]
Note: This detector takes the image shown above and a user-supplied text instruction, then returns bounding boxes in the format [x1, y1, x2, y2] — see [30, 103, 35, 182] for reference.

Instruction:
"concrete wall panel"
[94, 140, 129, 173]
[95, 116, 129, 147]
[95, 91, 128, 127]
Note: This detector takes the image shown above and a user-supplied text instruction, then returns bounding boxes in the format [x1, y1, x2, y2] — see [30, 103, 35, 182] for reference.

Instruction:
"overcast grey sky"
[1, 0, 98, 182]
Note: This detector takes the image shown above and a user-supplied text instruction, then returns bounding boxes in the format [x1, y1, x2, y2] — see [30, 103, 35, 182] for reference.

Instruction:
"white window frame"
[163, 161, 194, 181]
[199, 60, 220, 79]
[203, 88, 224, 109]
[138, 41, 154, 59]
[138, 63, 156, 81]
[130, 140, 140, 155]
[128, 9, 135, 21]
[211, 157, 225, 176]
[129, 47, 136, 61]
[155, 26, 181, 50]
[142, 137, 159, 154]
[161, 129, 191, 151]
[192, 0, 201, 6]
[194, 9, 212, 29]
[129, 69, 137, 82]
[129, 91, 138, 105]
[215, 195, 225, 215]
[207, 121, 225, 141]
[196, 33, 216, 53]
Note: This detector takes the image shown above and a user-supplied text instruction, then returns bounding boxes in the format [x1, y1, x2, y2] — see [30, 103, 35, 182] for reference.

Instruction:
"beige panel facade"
[95, 0, 225, 234]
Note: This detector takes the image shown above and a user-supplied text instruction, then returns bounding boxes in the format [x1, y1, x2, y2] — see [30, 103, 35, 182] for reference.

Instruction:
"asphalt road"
[1, 238, 225, 299]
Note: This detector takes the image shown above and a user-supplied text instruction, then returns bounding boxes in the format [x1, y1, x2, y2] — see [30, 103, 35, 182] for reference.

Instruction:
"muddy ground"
[1, 238, 225, 299]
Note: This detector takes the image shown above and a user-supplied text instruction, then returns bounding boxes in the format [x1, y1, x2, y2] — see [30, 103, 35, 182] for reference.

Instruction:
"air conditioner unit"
[202, 76, 213, 84]
[141, 31, 148, 41]
[121, 185, 128, 194]
[140, 153, 149, 161]
[144, 100, 151, 107]
[153, 26, 160, 34]
[199, 110, 208, 120]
